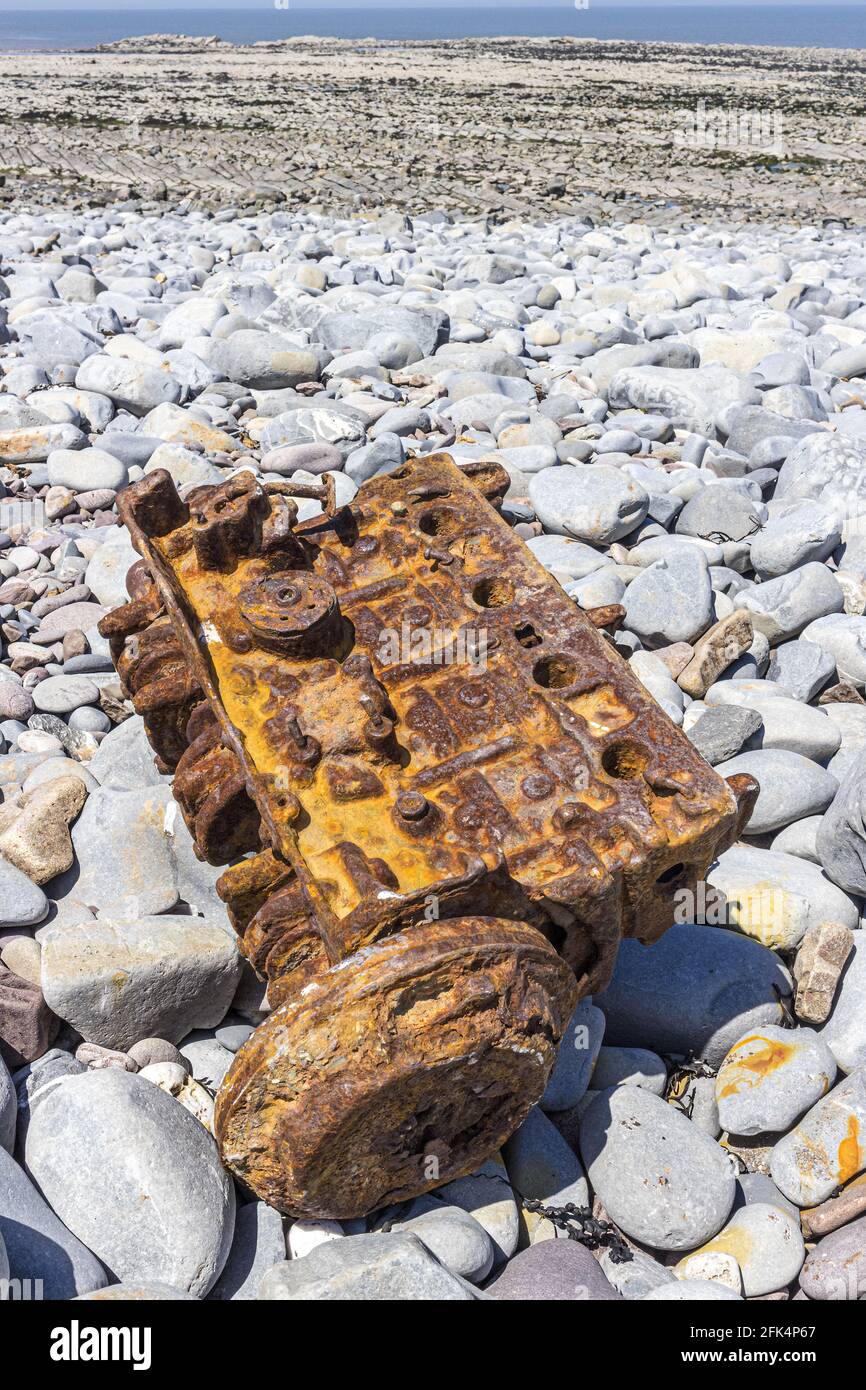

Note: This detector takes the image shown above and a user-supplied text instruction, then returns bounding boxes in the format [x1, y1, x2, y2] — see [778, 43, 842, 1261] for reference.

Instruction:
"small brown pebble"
[793, 921, 854, 1025]
[801, 1172, 866, 1239]
[0, 963, 59, 1068]
[818, 681, 866, 706]
[654, 641, 694, 680]
[677, 612, 754, 698]
[62, 628, 88, 660]
[75, 1041, 139, 1072]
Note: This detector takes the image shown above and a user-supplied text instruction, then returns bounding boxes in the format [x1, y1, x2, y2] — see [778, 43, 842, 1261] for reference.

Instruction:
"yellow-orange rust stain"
[838, 1115, 862, 1185]
[676, 1224, 753, 1273]
[716, 1033, 795, 1100]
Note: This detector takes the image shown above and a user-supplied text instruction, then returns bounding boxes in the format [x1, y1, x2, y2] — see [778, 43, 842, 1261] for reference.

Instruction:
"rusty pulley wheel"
[214, 917, 578, 1219]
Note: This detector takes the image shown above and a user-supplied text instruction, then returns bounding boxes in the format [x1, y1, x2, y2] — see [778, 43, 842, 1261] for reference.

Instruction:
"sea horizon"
[0, 5, 864, 53]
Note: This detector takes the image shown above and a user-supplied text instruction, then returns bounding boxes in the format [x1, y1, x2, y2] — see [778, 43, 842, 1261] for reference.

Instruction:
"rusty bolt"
[396, 791, 429, 821]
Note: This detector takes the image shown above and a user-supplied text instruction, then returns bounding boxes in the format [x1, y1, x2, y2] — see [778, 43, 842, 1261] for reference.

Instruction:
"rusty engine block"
[99, 452, 756, 1219]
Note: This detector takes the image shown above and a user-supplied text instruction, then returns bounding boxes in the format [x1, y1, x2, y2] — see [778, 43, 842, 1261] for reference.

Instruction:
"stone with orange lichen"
[706, 845, 858, 951]
[0, 423, 87, 463]
[676, 1249, 742, 1293]
[771, 1070, 866, 1207]
[675, 1202, 804, 1297]
[716, 1025, 836, 1137]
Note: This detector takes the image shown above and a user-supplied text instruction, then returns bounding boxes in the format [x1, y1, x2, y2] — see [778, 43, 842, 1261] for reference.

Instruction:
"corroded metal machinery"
[100, 453, 756, 1219]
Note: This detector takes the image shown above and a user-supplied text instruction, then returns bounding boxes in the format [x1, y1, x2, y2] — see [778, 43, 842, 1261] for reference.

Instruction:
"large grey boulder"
[24, 1069, 235, 1296]
[315, 305, 445, 358]
[502, 1104, 589, 1209]
[597, 924, 793, 1067]
[0, 1143, 108, 1299]
[816, 744, 866, 896]
[580, 1086, 735, 1251]
[706, 844, 857, 950]
[675, 486, 766, 543]
[714, 749, 837, 833]
[776, 432, 866, 518]
[623, 546, 714, 647]
[750, 501, 840, 579]
[87, 715, 170, 791]
[733, 563, 844, 644]
[529, 464, 648, 544]
[67, 784, 179, 918]
[46, 447, 128, 494]
[75, 355, 182, 416]
[208, 331, 320, 390]
[41, 916, 241, 1051]
[801, 614, 866, 687]
[608, 363, 757, 438]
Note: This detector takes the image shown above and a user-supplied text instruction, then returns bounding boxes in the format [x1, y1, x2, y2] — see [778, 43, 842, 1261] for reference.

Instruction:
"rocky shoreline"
[1, 193, 866, 1298]
[0, 33, 863, 222]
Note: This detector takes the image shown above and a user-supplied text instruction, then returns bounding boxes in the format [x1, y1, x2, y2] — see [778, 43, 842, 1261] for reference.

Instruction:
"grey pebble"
[579, 1085, 735, 1251]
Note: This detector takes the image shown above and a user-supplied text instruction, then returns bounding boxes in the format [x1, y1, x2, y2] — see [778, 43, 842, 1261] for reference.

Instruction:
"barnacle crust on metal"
[99, 452, 756, 1218]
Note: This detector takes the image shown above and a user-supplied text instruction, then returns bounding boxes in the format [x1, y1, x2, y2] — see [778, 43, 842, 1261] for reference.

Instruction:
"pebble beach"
[1, 30, 866, 1308]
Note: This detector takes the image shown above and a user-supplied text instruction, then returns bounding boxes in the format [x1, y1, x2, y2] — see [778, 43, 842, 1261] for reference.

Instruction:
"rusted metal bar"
[100, 453, 756, 1219]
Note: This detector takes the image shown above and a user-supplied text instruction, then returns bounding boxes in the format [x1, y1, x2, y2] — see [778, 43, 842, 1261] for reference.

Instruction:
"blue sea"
[0, 6, 863, 53]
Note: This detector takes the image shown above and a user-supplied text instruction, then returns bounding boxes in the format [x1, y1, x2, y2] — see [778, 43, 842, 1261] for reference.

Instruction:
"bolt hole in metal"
[532, 656, 578, 690]
[472, 577, 514, 609]
[515, 622, 542, 649]
[418, 506, 459, 538]
[656, 861, 686, 887]
[601, 741, 647, 780]
[270, 583, 321, 622]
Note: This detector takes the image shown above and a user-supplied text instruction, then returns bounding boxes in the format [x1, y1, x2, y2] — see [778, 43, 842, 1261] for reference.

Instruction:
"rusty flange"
[215, 917, 576, 1219]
